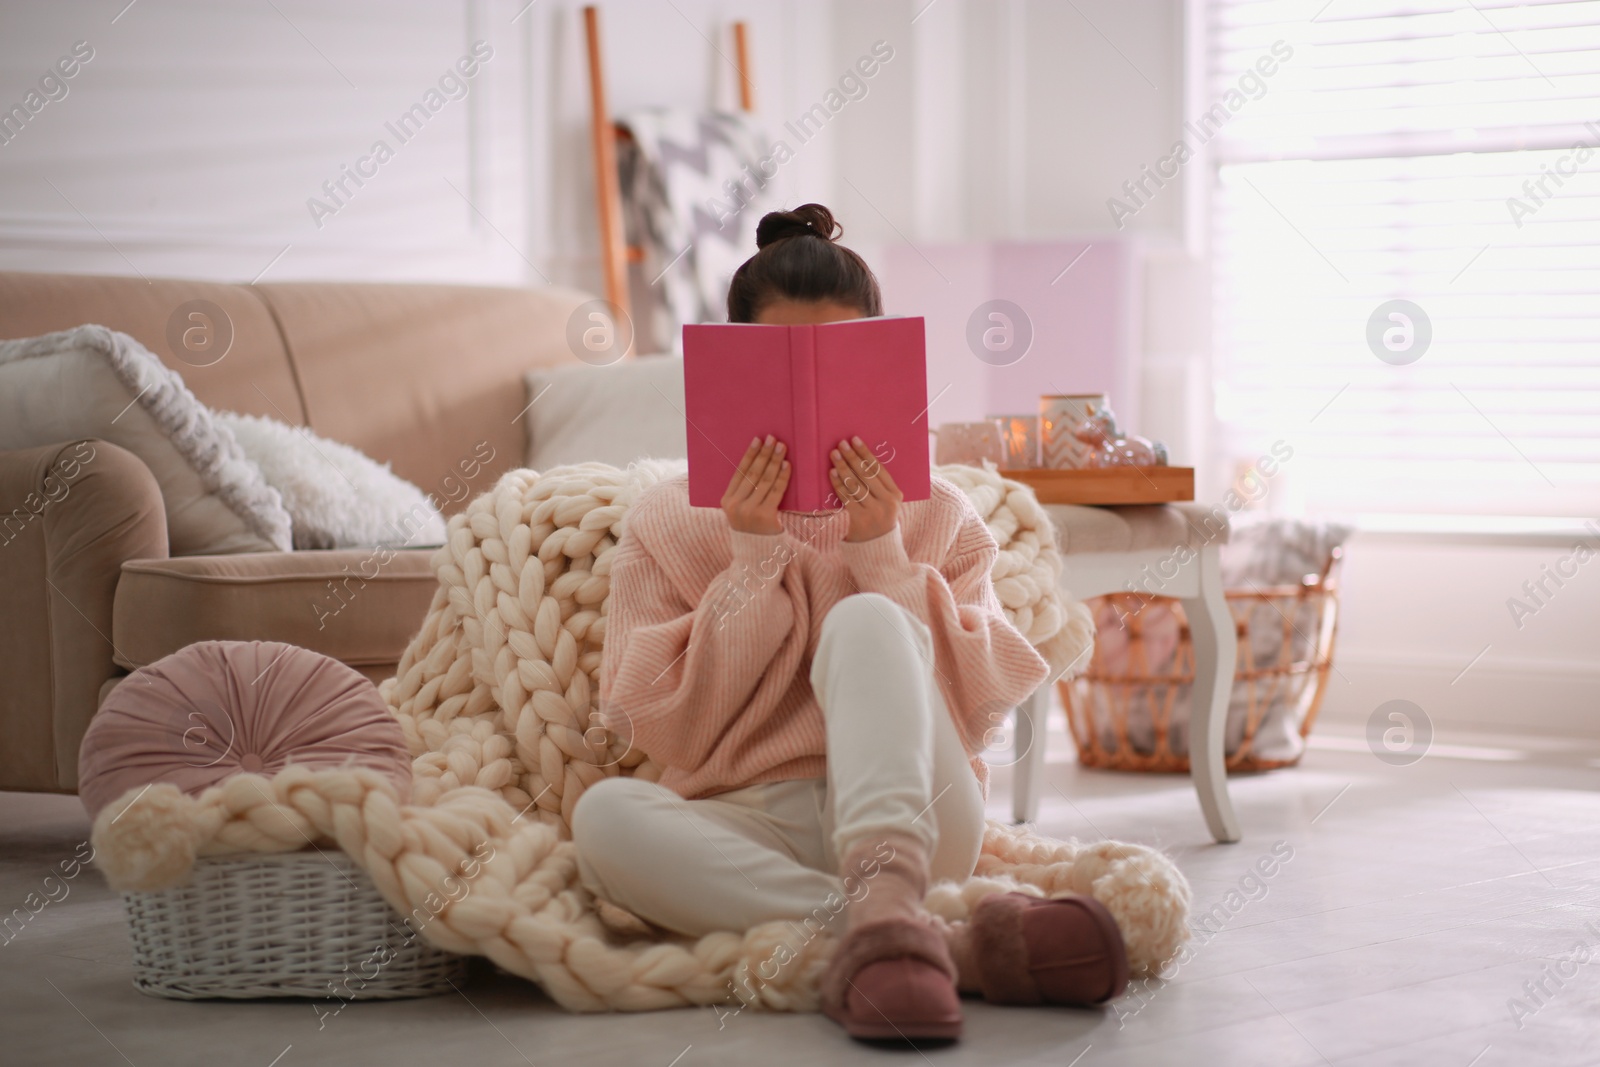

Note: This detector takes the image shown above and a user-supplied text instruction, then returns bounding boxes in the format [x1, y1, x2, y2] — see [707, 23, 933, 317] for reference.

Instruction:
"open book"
[682, 316, 931, 511]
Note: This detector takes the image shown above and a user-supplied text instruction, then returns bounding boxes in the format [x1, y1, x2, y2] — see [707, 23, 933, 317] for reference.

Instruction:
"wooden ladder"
[582, 5, 755, 343]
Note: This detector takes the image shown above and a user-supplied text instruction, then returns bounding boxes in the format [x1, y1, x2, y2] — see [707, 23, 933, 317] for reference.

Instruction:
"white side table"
[1012, 503, 1242, 844]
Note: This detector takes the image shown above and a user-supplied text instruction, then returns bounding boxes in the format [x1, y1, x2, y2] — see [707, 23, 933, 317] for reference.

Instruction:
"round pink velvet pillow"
[79, 640, 412, 819]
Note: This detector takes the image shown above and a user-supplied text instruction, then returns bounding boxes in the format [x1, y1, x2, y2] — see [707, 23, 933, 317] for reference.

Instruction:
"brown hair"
[725, 204, 883, 323]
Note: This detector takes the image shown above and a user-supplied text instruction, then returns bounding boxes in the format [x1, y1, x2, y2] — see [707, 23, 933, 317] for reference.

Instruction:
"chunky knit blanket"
[92, 461, 1191, 1012]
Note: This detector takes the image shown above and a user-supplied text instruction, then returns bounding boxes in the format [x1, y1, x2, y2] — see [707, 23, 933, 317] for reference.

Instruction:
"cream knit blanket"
[91, 461, 1191, 1012]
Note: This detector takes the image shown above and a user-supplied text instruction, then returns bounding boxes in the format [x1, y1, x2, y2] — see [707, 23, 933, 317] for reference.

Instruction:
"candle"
[990, 414, 1040, 468]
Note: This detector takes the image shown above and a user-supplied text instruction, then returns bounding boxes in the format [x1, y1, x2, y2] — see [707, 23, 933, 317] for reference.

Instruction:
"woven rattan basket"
[122, 850, 467, 1000]
[1062, 549, 1342, 773]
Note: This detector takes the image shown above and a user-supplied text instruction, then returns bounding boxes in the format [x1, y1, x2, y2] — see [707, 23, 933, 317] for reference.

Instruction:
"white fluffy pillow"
[0, 325, 291, 555]
[215, 412, 447, 550]
[523, 355, 688, 469]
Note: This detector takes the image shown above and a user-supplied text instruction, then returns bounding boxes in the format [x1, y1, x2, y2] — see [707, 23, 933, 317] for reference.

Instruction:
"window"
[1208, 0, 1600, 519]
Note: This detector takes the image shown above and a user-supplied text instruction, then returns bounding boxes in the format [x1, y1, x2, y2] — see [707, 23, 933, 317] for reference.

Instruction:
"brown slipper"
[969, 892, 1130, 1007]
[821, 917, 963, 1042]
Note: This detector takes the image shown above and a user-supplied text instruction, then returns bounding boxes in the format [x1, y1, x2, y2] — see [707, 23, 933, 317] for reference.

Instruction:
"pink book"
[682, 317, 931, 511]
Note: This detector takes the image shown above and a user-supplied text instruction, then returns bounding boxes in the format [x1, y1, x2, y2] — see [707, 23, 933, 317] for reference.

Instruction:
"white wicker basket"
[122, 850, 467, 1000]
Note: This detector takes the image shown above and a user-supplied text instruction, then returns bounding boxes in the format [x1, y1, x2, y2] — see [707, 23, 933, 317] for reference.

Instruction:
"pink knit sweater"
[598, 474, 1050, 800]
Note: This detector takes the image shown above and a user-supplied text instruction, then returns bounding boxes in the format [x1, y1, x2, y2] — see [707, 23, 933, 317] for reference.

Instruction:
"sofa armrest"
[0, 440, 168, 793]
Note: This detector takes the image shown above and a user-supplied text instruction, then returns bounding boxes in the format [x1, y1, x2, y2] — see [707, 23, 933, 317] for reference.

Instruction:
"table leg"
[1181, 545, 1242, 843]
[1012, 684, 1048, 824]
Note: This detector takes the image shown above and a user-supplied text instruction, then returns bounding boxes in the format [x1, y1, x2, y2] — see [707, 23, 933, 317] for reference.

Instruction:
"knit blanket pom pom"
[91, 783, 217, 892]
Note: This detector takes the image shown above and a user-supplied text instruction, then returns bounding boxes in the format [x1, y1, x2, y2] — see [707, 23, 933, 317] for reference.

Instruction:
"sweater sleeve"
[838, 507, 1050, 757]
[599, 527, 800, 769]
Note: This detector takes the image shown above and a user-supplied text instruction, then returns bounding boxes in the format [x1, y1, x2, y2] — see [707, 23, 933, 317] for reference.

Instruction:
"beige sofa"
[0, 271, 589, 794]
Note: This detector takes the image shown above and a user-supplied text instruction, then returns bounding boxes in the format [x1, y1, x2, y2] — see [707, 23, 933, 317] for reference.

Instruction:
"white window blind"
[1208, 0, 1600, 519]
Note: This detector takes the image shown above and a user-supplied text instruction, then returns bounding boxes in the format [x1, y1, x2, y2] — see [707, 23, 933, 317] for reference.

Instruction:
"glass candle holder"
[990, 414, 1040, 469]
[934, 421, 1004, 467]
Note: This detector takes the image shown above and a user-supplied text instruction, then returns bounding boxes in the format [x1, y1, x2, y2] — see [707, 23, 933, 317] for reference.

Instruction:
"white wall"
[0, 0, 1184, 284]
[824, 0, 1184, 245]
[0, 0, 837, 289]
[1319, 533, 1600, 740]
[2, 0, 530, 282]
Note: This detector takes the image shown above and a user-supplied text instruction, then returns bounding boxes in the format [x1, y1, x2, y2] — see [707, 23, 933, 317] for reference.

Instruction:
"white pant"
[572, 593, 986, 937]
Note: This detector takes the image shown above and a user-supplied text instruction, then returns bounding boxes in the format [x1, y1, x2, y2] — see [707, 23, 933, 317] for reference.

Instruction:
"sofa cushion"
[78, 640, 412, 819]
[524, 354, 688, 470]
[1046, 501, 1233, 555]
[113, 549, 437, 671]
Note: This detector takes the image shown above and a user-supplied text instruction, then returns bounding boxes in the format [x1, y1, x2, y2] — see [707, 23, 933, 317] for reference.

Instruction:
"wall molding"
[1337, 646, 1600, 682]
[1320, 647, 1599, 739]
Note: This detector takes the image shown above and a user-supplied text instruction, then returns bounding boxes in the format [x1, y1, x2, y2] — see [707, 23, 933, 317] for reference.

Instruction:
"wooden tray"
[998, 466, 1195, 505]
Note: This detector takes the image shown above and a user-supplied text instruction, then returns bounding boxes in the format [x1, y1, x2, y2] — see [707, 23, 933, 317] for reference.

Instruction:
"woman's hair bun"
[727, 201, 881, 322]
[755, 204, 841, 249]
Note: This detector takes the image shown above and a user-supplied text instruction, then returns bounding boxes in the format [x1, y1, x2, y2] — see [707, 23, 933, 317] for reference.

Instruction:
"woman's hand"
[722, 435, 790, 535]
[830, 436, 901, 543]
